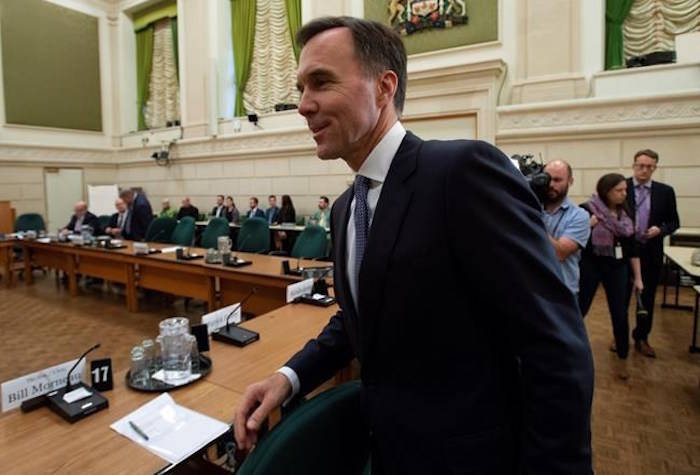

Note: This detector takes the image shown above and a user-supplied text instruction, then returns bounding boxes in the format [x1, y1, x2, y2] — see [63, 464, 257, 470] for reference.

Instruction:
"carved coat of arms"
[388, 0, 468, 36]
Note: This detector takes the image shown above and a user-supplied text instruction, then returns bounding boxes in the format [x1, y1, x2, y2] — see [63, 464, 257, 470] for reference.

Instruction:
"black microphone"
[65, 343, 101, 391]
[212, 288, 261, 347]
[225, 234, 253, 267]
[225, 288, 257, 331]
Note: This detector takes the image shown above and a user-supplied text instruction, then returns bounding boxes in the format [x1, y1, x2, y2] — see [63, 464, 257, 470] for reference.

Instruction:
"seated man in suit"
[265, 195, 280, 224]
[311, 196, 331, 228]
[104, 198, 130, 238]
[211, 195, 226, 218]
[247, 197, 265, 219]
[60, 201, 99, 236]
[176, 197, 199, 221]
[234, 17, 594, 475]
[119, 188, 154, 242]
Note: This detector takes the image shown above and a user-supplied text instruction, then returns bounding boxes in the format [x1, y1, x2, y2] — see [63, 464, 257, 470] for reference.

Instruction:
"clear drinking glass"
[158, 317, 192, 381]
[130, 346, 149, 385]
[141, 339, 155, 373]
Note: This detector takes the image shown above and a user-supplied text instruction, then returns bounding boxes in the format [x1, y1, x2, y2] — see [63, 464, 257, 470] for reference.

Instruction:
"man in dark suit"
[120, 188, 153, 241]
[234, 17, 594, 474]
[211, 195, 226, 218]
[176, 197, 199, 221]
[61, 201, 100, 236]
[625, 149, 680, 357]
[247, 197, 265, 219]
[104, 198, 130, 239]
[265, 195, 280, 224]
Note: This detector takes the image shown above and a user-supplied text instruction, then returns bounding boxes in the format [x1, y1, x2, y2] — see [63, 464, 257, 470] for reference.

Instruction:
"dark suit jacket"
[176, 206, 199, 221]
[107, 212, 131, 239]
[265, 206, 279, 224]
[247, 208, 265, 219]
[127, 193, 154, 241]
[211, 206, 225, 218]
[285, 133, 594, 474]
[625, 178, 679, 264]
[66, 211, 100, 234]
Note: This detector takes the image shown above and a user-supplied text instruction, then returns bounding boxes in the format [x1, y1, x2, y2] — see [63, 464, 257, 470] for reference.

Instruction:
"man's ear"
[376, 70, 398, 109]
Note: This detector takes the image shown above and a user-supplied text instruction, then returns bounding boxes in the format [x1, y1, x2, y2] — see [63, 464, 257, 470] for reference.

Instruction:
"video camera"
[512, 154, 550, 203]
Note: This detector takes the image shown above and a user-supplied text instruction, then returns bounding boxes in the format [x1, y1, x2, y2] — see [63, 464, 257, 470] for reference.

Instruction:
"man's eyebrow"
[297, 68, 338, 90]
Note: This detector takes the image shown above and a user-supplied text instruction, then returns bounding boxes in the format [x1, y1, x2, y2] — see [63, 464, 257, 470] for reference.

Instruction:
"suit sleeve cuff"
[276, 366, 300, 406]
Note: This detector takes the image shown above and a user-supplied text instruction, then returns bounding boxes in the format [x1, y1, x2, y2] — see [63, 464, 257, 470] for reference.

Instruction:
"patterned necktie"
[353, 175, 371, 288]
[636, 185, 651, 241]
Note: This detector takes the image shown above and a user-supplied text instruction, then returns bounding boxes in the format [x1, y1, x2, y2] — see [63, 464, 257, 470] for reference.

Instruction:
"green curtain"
[136, 25, 154, 130]
[605, 0, 635, 70]
[133, 0, 177, 32]
[171, 17, 179, 79]
[284, 0, 301, 61]
[232, 0, 257, 117]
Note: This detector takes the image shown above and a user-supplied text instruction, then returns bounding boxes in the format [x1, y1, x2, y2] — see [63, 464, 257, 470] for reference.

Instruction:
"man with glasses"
[625, 149, 680, 358]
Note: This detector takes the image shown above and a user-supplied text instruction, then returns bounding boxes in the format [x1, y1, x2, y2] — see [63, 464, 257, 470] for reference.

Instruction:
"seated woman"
[273, 195, 296, 252]
[224, 196, 240, 224]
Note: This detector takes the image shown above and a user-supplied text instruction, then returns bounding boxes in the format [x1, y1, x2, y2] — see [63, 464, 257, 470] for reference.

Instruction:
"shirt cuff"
[276, 366, 300, 406]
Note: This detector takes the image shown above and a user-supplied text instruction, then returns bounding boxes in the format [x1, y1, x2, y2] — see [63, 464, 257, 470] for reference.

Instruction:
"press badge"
[614, 244, 623, 260]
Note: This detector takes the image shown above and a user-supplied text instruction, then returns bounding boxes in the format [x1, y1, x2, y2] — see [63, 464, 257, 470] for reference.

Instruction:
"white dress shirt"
[277, 121, 406, 399]
[117, 210, 129, 230]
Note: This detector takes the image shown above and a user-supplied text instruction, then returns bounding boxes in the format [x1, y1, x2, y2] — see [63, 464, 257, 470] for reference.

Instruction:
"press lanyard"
[549, 208, 567, 237]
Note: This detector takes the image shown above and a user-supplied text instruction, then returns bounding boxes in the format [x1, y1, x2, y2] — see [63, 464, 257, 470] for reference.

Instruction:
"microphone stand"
[46, 343, 109, 423]
[212, 289, 260, 346]
[225, 235, 252, 267]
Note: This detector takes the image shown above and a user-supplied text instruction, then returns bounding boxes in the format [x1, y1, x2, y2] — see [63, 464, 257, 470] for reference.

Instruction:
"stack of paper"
[110, 393, 229, 464]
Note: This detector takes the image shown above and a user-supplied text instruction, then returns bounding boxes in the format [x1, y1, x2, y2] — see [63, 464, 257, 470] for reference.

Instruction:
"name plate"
[287, 278, 314, 303]
[202, 304, 241, 334]
[1, 359, 85, 412]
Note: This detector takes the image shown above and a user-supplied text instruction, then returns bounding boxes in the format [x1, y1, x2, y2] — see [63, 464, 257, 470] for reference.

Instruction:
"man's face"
[249, 199, 257, 209]
[122, 194, 133, 206]
[269, 197, 276, 208]
[297, 28, 381, 161]
[633, 154, 657, 183]
[115, 199, 126, 213]
[216, 196, 224, 206]
[182, 199, 190, 208]
[74, 204, 86, 217]
[544, 163, 572, 204]
[318, 199, 328, 210]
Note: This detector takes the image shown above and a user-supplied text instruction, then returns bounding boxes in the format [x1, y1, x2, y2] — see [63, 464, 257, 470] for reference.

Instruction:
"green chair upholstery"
[291, 225, 328, 259]
[239, 214, 248, 225]
[14, 213, 45, 232]
[296, 215, 306, 226]
[145, 217, 177, 243]
[170, 217, 195, 246]
[236, 382, 370, 475]
[237, 217, 269, 253]
[200, 217, 230, 249]
[97, 215, 111, 232]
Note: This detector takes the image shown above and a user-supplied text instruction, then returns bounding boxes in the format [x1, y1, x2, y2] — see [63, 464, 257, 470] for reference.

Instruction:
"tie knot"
[354, 175, 370, 195]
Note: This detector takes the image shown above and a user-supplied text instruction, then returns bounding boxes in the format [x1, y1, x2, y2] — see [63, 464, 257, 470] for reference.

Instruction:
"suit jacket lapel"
[649, 181, 658, 222]
[333, 187, 357, 323]
[358, 132, 421, 362]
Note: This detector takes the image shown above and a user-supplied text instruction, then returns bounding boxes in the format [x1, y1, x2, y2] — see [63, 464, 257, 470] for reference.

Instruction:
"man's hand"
[645, 226, 661, 239]
[634, 277, 644, 293]
[234, 372, 292, 451]
[590, 215, 598, 228]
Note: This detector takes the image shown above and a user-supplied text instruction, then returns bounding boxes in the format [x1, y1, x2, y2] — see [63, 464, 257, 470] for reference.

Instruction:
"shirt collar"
[356, 121, 406, 185]
[633, 178, 651, 189]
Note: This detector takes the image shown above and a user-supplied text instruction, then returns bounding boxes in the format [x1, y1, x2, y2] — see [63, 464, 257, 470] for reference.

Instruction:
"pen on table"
[129, 420, 149, 441]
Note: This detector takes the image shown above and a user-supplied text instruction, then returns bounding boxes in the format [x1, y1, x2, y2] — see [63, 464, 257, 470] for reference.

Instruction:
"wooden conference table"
[0, 239, 15, 288]
[0, 302, 339, 474]
[20, 239, 328, 316]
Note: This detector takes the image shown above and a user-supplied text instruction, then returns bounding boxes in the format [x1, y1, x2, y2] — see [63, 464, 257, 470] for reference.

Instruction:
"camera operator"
[542, 160, 590, 296]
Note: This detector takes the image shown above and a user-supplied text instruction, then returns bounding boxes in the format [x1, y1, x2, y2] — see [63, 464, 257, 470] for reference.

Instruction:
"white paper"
[160, 246, 179, 253]
[287, 278, 314, 303]
[63, 386, 92, 403]
[1, 359, 85, 412]
[201, 304, 241, 334]
[151, 370, 201, 386]
[110, 393, 229, 464]
[87, 184, 119, 217]
[36, 237, 51, 244]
